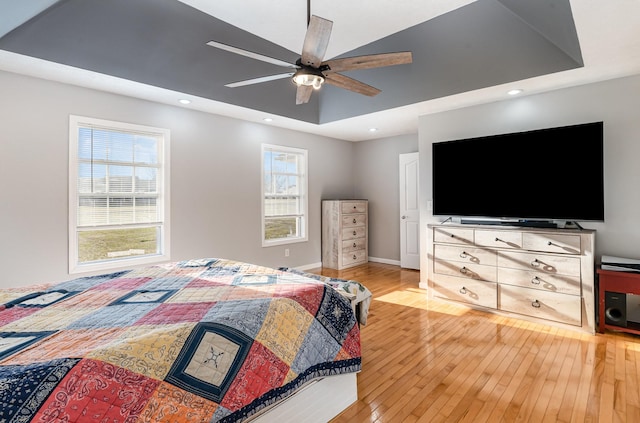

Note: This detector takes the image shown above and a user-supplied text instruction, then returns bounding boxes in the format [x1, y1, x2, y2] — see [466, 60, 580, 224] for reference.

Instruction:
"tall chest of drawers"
[322, 200, 368, 270]
[426, 224, 596, 334]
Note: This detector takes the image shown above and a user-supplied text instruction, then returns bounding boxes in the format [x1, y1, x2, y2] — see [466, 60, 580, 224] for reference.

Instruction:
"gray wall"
[418, 74, 640, 282]
[353, 135, 418, 263]
[0, 70, 356, 288]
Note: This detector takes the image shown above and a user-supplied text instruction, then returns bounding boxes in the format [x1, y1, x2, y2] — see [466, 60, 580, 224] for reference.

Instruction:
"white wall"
[353, 134, 418, 263]
[418, 74, 640, 282]
[0, 70, 356, 288]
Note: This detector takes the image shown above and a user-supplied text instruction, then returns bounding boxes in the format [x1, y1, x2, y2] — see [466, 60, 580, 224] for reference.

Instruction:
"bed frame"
[252, 373, 358, 422]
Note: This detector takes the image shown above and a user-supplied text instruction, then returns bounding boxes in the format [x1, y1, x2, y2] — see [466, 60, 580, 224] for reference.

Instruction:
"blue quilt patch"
[232, 274, 276, 285]
[165, 322, 253, 403]
[5, 290, 79, 309]
[0, 331, 57, 361]
[202, 299, 271, 338]
[0, 358, 80, 422]
[315, 288, 357, 344]
[110, 289, 177, 305]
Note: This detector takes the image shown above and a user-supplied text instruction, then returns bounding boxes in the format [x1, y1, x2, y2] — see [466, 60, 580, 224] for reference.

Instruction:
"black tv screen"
[432, 121, 604, 222]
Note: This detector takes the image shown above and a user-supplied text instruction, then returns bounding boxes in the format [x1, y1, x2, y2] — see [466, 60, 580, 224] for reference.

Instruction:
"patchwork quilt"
[277, 267, 373, 325]
[0, 258, 361, 422]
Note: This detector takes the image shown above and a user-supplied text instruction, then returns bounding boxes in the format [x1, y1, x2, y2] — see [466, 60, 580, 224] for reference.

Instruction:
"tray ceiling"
[0, 0, 639, 140]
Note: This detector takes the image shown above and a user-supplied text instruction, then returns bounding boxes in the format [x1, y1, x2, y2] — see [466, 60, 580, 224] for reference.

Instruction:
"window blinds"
[76, 126, 162, 227]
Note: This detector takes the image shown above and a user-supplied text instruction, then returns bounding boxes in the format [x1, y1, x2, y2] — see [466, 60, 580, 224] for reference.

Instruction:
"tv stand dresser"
[424, 223, 596, 334]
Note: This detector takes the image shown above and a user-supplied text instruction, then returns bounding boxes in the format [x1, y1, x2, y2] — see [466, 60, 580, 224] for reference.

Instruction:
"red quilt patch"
[34, 359, 160, 422]
[221, 341, 289, 411]
[273, 283, 324, 315]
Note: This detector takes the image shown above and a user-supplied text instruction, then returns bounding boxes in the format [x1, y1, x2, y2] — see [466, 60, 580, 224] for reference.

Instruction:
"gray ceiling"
[0, 0, 582, 125]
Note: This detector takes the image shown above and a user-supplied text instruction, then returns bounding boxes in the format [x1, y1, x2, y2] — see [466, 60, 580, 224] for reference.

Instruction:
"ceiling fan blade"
[300, 15, 333, 67]
[206, 40, 297, 69]
[225, 72, 295, 88]
[323, 52, 413, 73]
[324, 73, 381, 97]
[296, 85, 314, 105]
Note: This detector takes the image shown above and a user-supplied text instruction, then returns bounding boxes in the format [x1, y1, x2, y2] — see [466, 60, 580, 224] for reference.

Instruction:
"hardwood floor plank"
[319, 262, 640, 423]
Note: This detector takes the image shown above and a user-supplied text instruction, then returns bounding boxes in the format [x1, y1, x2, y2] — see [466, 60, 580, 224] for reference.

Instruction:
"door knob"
[401, 215, 407, 219]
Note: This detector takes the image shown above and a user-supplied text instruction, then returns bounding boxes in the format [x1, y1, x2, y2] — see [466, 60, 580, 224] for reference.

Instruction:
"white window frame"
[68, 115, 170, 274]
[261, 144, 308, 247]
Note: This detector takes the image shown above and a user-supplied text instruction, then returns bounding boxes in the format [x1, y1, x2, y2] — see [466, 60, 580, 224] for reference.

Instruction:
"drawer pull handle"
[495, 237, 502, 242]
[460, 266, 468, 275]
[353, 218, 357, 224]
[353, 231, 357, 236]
[450, 234, 455, 238]
[531, 276, 541, 285]
[459, 287, 467, 294]
[353, 205, 357, 209]
[353, 255, 357, 260]
[459, 251, 468, 259]
[530, 259, 541, 268]
[353, 242, 357, 248]
[531, 300, 541, 308]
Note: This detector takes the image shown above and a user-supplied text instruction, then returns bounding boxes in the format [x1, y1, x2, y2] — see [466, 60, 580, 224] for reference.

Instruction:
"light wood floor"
[312, 262, 640, 423]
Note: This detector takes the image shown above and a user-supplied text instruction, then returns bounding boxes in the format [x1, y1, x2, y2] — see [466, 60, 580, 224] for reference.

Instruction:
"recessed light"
[263, 118, 273, 122]
[507, 89, 523, 96]
[369, 128, 378, 132]
[179, 99, 191, 104]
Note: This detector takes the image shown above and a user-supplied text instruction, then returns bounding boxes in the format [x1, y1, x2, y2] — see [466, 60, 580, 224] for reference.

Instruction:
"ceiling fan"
[206, 2, 413, 105]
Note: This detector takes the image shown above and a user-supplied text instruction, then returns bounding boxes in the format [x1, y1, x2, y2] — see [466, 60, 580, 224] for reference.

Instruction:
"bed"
[0, 258, 363, 422]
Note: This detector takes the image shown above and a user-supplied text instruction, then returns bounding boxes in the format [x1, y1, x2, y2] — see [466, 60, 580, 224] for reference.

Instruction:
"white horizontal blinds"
[263, 145, 306, 241]
[77, 126, 161, 227]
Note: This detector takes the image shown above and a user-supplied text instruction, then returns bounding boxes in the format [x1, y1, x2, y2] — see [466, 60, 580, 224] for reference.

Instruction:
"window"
[261, 144, 308, 246]
[69, 115, 170, 273]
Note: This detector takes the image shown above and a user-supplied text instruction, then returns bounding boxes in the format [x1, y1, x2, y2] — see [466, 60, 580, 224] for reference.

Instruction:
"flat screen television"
[432, 121, 604, 224]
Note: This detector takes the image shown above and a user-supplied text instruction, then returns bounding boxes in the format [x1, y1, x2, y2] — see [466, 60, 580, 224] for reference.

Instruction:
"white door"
[400, 152, 420, 269]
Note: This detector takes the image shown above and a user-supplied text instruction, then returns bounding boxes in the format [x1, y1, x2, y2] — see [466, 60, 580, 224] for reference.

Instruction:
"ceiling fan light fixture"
[292, 69, 325, 90]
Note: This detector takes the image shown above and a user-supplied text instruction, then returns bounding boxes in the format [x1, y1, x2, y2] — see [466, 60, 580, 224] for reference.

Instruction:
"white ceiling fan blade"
[300, 15, 333, 67]
[207, 40, 298, 69]
[225, 72, 295, 88]
[296, 85, 314, 105]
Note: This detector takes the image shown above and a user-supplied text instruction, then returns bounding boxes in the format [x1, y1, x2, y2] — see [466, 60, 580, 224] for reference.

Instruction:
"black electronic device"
[432, 121, 604, 225]
[604, 291, 627, 327]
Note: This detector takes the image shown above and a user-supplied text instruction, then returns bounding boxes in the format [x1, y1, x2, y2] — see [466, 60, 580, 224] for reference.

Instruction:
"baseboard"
[368, 257, 401, 266]
[297, 262, 323, 271]
[295, 258, 403, 271]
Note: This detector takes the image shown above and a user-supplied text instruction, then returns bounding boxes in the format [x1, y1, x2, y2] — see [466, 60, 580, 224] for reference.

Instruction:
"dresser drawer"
[433, 227, 474, 245]
[522, 232, 581, 255]
[499, 285, 581, 326]
[497, 268, 581, 296]
[342, 238, 366, 253]
[342, 250, 367, 266]
[433, 244, 497, 267]
[434, 260, 496, 282]
[433, 277, 497, 308]
[342, 226, 366, 240]
[341, 201, 367, 214]
[475, 230, 523, 249]
[342, 214, 366, 228]
[498, 251, 581, 276]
